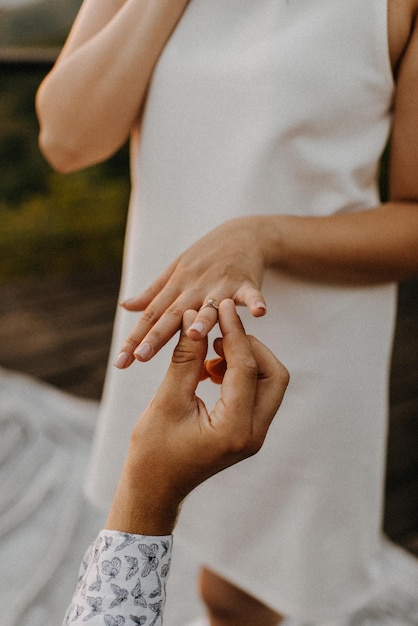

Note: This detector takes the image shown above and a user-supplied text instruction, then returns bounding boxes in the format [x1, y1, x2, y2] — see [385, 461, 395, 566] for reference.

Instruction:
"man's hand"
[105, 299, 289, 535]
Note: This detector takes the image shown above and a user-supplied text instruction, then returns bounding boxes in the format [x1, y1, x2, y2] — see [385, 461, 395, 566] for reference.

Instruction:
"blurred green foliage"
[0, 64, 130, 282]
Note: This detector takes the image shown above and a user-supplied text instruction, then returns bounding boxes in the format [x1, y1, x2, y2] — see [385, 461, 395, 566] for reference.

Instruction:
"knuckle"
[239, 355, 258, 377]
[280, 364, 291, 387]
[183, 285, 200, 300]
[124, 336, 141, 352]
[142, 285, 156, 300]
[144, 326, 165, 346]
[226, 432, 257, 456]
[165, 303, 184, 321]
[140, 307, 159, 325]
[244, 441, 262, 458]
[171, 343, 198, 365]
[269, 359, 291, 387]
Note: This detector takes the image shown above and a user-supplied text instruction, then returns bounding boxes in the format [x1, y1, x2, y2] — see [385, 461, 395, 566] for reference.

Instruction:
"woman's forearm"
[261, 201, 418, 284]
[36, 0, 189, 172]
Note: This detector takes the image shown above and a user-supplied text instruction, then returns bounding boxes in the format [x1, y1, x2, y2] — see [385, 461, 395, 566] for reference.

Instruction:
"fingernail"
[256, 301, 266, 311]
[134, 342, 153, 360]
[113, 352, 130, 369]
[188, 321, 205, 334]
[120, 297, 135, 306]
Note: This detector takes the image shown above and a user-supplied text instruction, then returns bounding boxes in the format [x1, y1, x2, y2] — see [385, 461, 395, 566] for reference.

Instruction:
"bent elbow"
[36, 86, 129, 172]
[36, 87, 80, 173]
[36, 95, 93, 172]
[38, 118, 126, 172]
[38, 130, 82, 173]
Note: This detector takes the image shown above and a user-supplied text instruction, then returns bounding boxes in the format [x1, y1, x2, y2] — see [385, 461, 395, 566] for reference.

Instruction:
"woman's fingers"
[120, 261, 177, 311]
[115, 283, 266, 369]
[115, 218, 269, 368]
[187, 285, 266, 341]
[187, 297, 221, 340]
[114, 286, 191, 367]
[115, 290, 226, 367]
[236, 283, 267, 318]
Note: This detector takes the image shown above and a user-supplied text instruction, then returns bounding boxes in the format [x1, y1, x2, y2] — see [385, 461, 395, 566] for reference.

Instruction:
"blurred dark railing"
[0, 46, 58, 68]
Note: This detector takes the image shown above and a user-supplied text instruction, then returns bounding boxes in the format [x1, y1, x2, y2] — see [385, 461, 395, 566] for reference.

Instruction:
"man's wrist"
[105, 503, 179, 536]
[104, 463, 181, 536]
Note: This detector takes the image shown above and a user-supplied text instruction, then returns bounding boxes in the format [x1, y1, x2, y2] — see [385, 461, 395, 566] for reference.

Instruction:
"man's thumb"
[159, 310, 208, 399]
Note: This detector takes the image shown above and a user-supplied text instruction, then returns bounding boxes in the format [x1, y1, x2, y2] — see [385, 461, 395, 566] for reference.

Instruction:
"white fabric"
[85, 0, 418, 621]
[63, 532, 418, 626]
[62, 532, 418, 626]
[0, 361, 266, 625]
[0, 368, 417, 625]
[0, 368, 104, 626]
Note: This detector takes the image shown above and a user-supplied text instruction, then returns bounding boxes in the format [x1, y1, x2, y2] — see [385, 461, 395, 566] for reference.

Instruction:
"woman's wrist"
[237, 214, 285, 270]
[261, 215, 286, 269]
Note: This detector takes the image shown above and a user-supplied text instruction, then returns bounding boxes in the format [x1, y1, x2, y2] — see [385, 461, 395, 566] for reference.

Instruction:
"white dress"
[85, 1, 417, 620]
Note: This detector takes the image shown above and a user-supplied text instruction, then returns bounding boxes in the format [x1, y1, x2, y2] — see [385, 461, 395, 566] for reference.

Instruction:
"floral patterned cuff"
[63, 529, 173, 625]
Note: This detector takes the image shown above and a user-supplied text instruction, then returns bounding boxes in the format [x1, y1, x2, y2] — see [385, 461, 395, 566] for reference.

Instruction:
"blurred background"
[0, 1, 417, 620]
[0, 0, 129, 397]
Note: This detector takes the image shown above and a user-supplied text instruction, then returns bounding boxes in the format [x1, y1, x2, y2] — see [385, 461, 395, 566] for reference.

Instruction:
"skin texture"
[110, 0, 418, 369]
[36, 1, 418, 623]
[36, 0, 191, 171]
[36, 0, 418, 370]
[104, 300, 289, 536]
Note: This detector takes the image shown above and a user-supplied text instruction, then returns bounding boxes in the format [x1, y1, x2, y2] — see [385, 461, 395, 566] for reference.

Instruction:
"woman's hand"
[105, 300, 289, 535]
[114, 217, 274, 369]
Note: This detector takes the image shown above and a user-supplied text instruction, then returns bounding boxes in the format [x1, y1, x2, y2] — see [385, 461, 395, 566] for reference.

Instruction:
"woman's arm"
[263, 203, 418, 285]
[267, 12, 418, 285]
[109, 3, 418, 368]
[114, 198, 418, 368]
[35, 0, 189, 172]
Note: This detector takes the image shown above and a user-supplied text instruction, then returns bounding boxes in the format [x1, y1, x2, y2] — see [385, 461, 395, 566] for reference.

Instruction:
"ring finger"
[187, 297, 221, 340]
